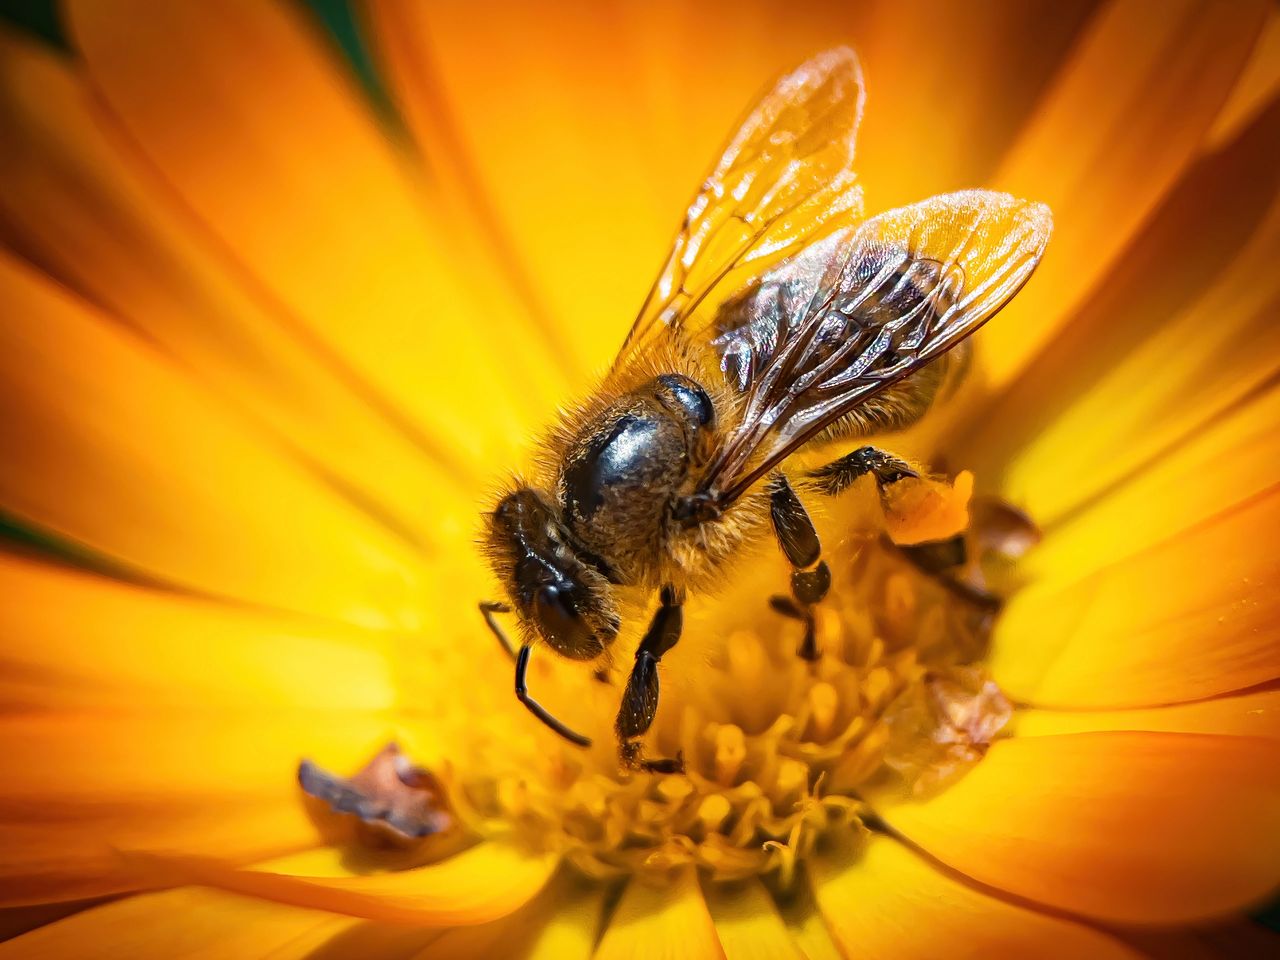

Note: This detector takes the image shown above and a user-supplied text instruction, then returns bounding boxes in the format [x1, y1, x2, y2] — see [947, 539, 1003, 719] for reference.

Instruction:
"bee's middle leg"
[616, 585, 685, 774]
[768, 473, 831, 661]
[810, 446, 979, 595]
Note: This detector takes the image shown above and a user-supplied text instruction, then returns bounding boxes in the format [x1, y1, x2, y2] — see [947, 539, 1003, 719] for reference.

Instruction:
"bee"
[481, 48, 1052, 772]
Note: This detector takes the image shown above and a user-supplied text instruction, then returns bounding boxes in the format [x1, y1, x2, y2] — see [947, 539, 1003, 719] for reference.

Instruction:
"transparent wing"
[615, 47, 866, 369]
[702, 190, 1054, 503]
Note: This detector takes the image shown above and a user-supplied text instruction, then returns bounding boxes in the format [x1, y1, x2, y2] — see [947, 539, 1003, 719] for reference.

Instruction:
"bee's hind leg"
[768, 473, 831, 662]
[616, 585, 686, 774]
[808, 446, 918, 497]
[808, 446, 967, 578]
[808, 448, 999, 610]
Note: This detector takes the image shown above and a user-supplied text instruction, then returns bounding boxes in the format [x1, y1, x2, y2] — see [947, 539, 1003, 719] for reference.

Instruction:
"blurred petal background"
[0, 0, 1278, 957]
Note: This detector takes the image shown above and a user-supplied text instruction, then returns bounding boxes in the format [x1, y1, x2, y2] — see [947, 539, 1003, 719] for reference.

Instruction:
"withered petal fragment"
[298, 743, 453, 845]
[969, 496, 1042, 559]
[882, 667, 1013, 798]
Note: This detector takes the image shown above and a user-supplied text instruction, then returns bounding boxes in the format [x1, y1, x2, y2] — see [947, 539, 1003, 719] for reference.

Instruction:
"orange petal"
[980, 0, 1268, 388]
[368, 0, 1091, 372]
[0, 900, 94, 941]
[0, 29, 470, 545]
[65, 0, 567, 471]
[703, 878, 804, 960]
[0, 554, 400, 712]
[0, 252, 428, 629]
[2, 880, 600, 959]
[970, 180, 1280, 534]
[1207, 8, 1280, 147]
[0, 887, 371, 960]
[989, 485, 1280, 710]
[1013, 686, 1280, 740]
[0, 710, 402, 905]
[1123, 918, 1280, 960]
[811, 833, 1139, 959]
[874, 732, 1280, 924]
[595, 867, 725, 960]
[141, 842, 558, 927]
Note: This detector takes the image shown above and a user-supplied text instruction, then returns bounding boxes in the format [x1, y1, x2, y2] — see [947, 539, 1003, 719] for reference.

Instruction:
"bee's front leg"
[616, 585, 685, 774]
[478, 600, 592, 747]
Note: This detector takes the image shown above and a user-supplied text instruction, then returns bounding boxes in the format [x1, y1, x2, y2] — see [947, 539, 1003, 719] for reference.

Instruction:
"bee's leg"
[479, 600, 592, 747]
[769, 474, 831, 662]
[896, 535, 968, 574]
[479, 600, 517, 659]
[808, 446, 918, 497]
[810, 450, 996, 608]
[616, 585, 686, 774]
[882, 534, 1003, 612]
[515, 643, 593, 747]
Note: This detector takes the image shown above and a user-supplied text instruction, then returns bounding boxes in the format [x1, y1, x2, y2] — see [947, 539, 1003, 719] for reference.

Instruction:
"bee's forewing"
[615, 47, 867, 370]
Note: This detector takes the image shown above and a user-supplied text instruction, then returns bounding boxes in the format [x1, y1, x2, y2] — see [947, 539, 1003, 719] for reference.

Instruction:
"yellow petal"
[811, 833, 1138, 959]
[874, 732, 1280, 924]
[0, 887, 370, 960]
[405, 873, 602, 960]
[0, 252, 427, 629]
[368, 0, 1090, 372]
[770, 871, 844, 960]
[1021, 381, 1280, 584]
[515, 877, 603, 960]
[1012, 687, 1280, 740]
[0, 554, 399, 712]
[989, 485, 1280, 710]
[0, 711, 399, 905]
[980, 0, 1268, 387]
[595, 866, 724, 960]
[65, 0, 566, 471]
[0, 28, 470, 544]
[703, 879, 804, 960]
[141, 842, 558, 926]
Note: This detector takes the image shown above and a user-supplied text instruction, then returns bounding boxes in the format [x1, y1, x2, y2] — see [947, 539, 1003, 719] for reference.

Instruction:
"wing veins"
[699, 192, 1052, 505]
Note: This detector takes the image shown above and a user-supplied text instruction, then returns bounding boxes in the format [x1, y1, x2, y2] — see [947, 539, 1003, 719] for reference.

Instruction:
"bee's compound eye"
[533, 584, 603, 661]
[655, 374, 715, 429]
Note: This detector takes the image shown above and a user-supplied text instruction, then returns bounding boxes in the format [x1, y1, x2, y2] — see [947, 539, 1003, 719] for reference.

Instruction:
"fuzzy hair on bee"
[483, 337, 770, 661]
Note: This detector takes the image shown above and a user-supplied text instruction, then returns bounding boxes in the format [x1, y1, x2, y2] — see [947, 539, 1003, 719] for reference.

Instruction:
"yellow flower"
[2, 1, 1279, 957]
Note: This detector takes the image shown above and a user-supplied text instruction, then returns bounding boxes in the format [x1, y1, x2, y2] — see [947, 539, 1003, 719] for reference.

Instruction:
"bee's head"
[484, 487, 619, 660]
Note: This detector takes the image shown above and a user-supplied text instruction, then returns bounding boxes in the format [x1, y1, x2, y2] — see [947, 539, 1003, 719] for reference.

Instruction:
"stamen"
[713, 724, 747, 785]
[805, 682, 839, 741]
[303, 474, 1020, 885]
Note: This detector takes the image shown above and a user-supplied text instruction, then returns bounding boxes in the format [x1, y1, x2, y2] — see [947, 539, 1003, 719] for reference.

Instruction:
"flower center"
[448, 473, 1022, 883]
